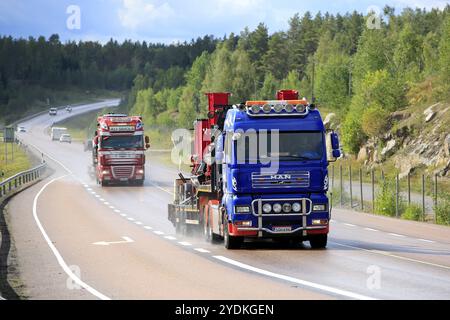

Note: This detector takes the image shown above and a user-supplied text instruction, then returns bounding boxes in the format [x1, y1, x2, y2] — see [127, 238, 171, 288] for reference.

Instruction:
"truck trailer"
[168, 90, 341, 249]
[92, 113, 150, 186]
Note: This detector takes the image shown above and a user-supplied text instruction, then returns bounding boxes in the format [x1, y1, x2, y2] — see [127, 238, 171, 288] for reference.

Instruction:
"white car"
[59, 134, 72, 144]
[49, 108, 58, 116]
[17, 126, 26, 132]
[66, 106, 72, 112]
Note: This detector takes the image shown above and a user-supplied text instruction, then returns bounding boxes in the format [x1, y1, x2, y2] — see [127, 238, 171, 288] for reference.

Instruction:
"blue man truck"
[168, 90, 341, 249]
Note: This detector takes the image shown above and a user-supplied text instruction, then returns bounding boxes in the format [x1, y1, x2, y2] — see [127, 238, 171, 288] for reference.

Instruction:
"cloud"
[118, 0, 175, 30]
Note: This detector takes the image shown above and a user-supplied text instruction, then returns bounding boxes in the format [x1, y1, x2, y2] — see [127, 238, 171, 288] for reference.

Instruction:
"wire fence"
[329, 164, 450, 225]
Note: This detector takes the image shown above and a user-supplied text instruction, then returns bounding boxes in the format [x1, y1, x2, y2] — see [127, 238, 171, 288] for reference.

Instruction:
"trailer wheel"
[309, 234, 327, 249]
[224, 221, 242, 250]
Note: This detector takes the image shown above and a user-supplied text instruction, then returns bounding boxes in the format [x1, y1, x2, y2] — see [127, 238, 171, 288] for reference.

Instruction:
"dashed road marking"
[120, 213, 127, 217]
[104, 202, 110, 205]
[194, 248, 210, 253]
[109, 206, 115, 209]
[154, 231, 165, 235]
[343, 223, 356, 227]
[388, 233, 405, 238]
[417, 238, 435, 243]
[127, 217, 135, 221]
[135, 221, 143, 225]
[164, 236, 177, 241]
[114, 209, 121, 213]
[144, 226, 153, 230]
[364, 227, 378, 232]
[178, 241, 192, 246]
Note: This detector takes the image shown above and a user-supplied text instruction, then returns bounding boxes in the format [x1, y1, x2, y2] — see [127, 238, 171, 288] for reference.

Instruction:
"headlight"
[292, 202, 301, 212]
[313, 204, 327, 212]
[262, 203, 272, 213]
[235, 206, 250, 214]
[282, 203, 292, 213]
[273, 203, 282, 213]
[102, 170, 110, 175]
[137, 169, 144, 174]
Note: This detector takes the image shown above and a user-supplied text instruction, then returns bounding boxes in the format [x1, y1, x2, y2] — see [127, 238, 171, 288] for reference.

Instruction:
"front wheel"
[309, 234, 328, 249]
[224, 221, 242, 249]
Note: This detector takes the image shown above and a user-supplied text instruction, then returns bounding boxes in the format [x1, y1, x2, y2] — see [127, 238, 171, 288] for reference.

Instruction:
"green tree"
[439, 15, 450, 84]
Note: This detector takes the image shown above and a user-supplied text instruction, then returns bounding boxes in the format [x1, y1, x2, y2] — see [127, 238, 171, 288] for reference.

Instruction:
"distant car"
[17, 126, 26, 132]
[49, 107, 58, 116]
[59, 134, 72, 144]
[66, 106, 72, 112]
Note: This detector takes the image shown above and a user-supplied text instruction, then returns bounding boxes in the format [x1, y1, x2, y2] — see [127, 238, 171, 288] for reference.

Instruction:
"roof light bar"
[245, 100, 311, 117]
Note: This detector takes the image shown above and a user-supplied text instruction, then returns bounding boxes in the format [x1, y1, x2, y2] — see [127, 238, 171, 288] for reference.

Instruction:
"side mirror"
[145, 136, 150, 144]
[93, 136, 99, 145]
[94, 130, 98, 136]
[326, 131, 341, 162]
[145, 143, 150, 149]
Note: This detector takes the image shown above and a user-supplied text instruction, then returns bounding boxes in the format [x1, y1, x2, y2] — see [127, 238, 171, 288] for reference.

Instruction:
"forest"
[1, 6, 450, 155]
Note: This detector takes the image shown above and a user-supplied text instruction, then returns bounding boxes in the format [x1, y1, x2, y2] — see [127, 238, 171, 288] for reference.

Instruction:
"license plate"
[273, 226, 292, 232]
[120, 178, 128, 181]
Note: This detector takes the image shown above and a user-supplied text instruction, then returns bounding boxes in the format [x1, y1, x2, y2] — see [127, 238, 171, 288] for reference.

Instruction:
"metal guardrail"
[0, 163, 47, 199]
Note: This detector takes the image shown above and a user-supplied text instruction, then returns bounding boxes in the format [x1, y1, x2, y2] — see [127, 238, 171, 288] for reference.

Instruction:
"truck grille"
[112, 166, 134, 179]
[251, 171, 310, 188]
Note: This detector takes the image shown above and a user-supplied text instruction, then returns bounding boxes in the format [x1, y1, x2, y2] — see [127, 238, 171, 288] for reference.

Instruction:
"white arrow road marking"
[93, 236, 134, 246]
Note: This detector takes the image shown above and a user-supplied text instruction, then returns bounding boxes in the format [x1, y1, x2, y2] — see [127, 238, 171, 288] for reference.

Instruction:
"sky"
[0, 0, 449, 44]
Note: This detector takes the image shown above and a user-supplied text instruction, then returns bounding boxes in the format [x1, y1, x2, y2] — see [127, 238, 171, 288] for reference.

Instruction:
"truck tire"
[224, 221, 242, 250]
[309, 234, 327, 249]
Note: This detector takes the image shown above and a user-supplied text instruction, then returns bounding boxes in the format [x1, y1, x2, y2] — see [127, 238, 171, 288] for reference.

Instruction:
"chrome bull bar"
[251, 198, 313, 237]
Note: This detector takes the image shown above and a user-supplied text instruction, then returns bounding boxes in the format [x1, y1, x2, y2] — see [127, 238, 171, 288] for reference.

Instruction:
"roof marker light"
[251, 105, 261, 114]
[284, 104, 294, 113]
[273, 104, 284, 113]
[262, 104, 272, 114]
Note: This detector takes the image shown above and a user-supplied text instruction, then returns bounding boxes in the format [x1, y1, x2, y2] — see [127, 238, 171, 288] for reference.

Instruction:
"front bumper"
[229, 195, 329, 237]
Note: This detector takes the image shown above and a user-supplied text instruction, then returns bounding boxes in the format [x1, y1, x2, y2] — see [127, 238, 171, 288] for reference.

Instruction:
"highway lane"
[8, 101, 450, 300]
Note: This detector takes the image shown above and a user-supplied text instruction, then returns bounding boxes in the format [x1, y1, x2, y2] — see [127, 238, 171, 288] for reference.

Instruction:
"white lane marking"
[178, 241, 192, 246]
[127, 217, 135, 221]
[90, 191, 96, 194]
[0, 296, 5, 300]
[104, 202, 110, 205]
[83, 184, 89, 188]
[109, 206, 115, 209]
[144, 226, 153, 230]
[135, 221, 143, 225]
[417, 238, 435, 243]
[93, 236, 134, 246]
[164, 236, 177, 241]
[99, 198, 105, 202]
[33, 176, 110, 300]
[331, 241, 450, 271]
[120, 213, 127, 217]
[114, 209, 121, 213]
[194, 248, 210, 253]
[343, 223, 356, 227]
[388, 233, 405, 238]
[95, 195, 100, 198]
[364, 228, 378, 232]
[213, 255, 375, 300]
[149, 182, 174, 196]
[27, 142, 73, 175]
[87, 188, 92, 191]
[154, 231, 165, 235]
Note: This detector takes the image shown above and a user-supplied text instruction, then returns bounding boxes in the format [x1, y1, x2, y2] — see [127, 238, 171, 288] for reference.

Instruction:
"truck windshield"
[100, 136, 143, 149]
[235, 131, 324, 162]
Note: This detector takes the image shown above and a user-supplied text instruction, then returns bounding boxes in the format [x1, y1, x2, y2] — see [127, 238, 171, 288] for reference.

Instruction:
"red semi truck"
[93, 113, 150, 186]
